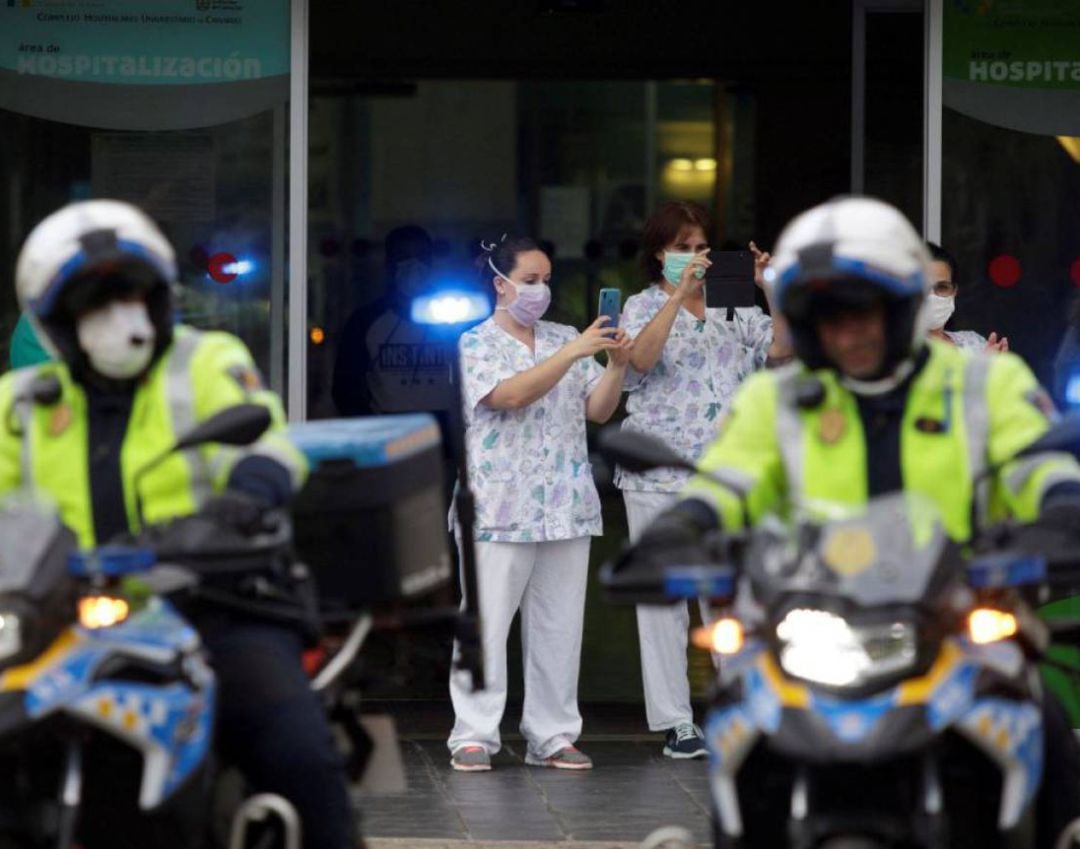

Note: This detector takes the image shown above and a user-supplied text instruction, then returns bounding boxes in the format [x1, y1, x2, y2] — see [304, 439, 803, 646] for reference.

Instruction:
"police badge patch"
[227, 365, 264, 394]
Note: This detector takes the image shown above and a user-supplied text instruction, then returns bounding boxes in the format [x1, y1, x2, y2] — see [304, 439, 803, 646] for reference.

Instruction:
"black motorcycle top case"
[288, 415, 452, 610]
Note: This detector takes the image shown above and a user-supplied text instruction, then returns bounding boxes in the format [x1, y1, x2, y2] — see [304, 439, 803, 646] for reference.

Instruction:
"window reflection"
[0, 108, 281, 379]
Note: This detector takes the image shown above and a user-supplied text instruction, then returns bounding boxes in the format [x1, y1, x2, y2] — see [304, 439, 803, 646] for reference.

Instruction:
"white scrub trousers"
[623, 489, 708, 732]
[447, 536, 591, 759]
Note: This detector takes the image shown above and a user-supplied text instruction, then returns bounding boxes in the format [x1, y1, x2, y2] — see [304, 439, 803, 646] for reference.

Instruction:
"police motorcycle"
[0, 404, 273, 849]
[600, 420, 1080, 849]
[140, 408, 469, 843]
[0, 396, 469, 848]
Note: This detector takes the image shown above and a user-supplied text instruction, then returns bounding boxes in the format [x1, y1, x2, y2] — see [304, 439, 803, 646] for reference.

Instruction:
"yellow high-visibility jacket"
[0, 325, 306, 548]
[683, 341, 1080, 539]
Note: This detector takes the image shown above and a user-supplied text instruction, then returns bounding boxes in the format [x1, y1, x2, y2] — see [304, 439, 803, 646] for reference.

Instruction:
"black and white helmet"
[768, 196, 932, 379]
[15, 200, 176, 363]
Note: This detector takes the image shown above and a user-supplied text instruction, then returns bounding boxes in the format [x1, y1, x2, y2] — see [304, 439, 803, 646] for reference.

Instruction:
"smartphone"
[598, 287, 622, 329]
[704, 250, 756, 309]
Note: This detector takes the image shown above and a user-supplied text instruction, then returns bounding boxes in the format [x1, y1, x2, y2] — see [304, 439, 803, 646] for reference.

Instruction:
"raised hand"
[749, 240, 771, 289]
[675, 253, 710, 299]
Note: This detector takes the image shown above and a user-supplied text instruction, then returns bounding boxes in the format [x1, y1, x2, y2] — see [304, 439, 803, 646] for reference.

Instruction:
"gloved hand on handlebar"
[618, 498, 720, 577]
[198, 489, 268, 536]
[1039, 482, 1080, 536]
[197, 454, 294, 536]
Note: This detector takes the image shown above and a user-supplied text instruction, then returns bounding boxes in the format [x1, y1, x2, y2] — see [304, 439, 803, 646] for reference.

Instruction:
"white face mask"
[76, 300, 156, 379]
[925, 293, 956, 331]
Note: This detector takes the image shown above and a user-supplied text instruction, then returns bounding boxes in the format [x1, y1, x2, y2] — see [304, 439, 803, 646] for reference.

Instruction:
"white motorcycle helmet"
[15, 199, 176, 369]
[769, 196, 932, 385]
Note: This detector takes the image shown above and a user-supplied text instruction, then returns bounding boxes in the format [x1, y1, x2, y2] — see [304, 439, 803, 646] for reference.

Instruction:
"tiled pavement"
[358, 738, 713, 848]
[368, 841, 697, 849]
[367, 838, 695, 842]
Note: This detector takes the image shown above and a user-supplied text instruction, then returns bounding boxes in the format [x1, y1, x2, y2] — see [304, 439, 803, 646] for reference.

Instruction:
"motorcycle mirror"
[597, 427, 696, 475]
[173, 404, 272, 453]
[1013, 412, 1080, 461]
[134, 404, 272, 531]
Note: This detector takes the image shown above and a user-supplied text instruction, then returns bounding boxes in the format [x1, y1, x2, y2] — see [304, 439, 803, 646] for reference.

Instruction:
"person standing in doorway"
[447, 235, 632, 772]
[332, 225, 463, 417]
[924, 241, 1007, 353]
[616, 201, 789, 758]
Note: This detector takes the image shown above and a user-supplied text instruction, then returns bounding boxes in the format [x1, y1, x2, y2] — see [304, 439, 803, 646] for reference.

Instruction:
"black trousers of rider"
[1038, 690, 1080, 849]
[201, 618, 357, 849]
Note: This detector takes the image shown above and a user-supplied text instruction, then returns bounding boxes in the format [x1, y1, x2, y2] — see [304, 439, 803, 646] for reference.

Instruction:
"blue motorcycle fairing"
[810, 690, 897, 744]
[710, 635, 1043, 833]
[956, 698, 1043, 828]
[19, 597, 213, 810]
[24, 598, 203, 718]
[736, 637, 984, 746]
[743, 661, 782, 734]
[705, 702, 759, 771]
[83, 598, 202, 656]
[717, 637, 765, 685]
[705, 702, 761, 838]
[68, 678, 215, 809]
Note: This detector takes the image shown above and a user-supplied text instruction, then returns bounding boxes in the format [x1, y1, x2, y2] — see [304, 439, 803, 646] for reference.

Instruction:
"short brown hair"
[639, 201, 713, 284]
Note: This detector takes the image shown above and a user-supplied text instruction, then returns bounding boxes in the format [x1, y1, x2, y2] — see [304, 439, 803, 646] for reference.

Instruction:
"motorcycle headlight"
[776, 608, 917, 689]
[0, 613, 23, 662]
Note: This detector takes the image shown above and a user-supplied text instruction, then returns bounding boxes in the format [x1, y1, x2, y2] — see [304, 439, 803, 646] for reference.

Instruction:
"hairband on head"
[479, 233, 508, 254]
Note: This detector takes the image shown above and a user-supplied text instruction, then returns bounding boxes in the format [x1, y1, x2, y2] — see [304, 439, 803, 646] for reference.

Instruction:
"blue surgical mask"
[661, 251, 704, 286]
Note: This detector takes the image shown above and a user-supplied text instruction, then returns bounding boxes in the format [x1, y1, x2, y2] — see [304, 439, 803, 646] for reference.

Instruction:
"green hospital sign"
[943, 0, 1080, 135]
[0, 0, 289, 129]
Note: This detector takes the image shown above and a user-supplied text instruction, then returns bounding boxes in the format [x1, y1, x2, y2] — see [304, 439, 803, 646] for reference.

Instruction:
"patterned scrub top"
[455, 317, 605, 542]
[616, 285, 773, 492]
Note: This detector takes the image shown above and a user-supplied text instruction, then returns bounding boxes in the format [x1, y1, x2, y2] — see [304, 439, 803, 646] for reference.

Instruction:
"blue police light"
[1066, 371, 1080, 408]
[411, 289, 491, 326]
[207, 252, 258, 285]
[221, 258, 256, 277]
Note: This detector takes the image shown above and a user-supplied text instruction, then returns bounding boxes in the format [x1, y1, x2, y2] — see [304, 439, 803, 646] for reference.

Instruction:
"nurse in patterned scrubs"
[925, 241, 1007, 353]
[447, 235, 633, 773]
[616, 201, 788, 759]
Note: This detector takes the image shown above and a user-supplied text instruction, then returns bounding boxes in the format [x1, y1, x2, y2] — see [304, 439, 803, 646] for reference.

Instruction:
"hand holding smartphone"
[598, 287, 622, 331]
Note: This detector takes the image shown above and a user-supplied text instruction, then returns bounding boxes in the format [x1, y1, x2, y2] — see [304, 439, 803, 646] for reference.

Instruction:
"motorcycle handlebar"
[976, 520, 1080, 598]
[127, 510, 292, 575]
[600, 531, 736, 606]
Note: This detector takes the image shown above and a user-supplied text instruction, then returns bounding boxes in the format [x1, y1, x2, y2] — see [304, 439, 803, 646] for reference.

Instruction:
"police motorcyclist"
[0, 200, 358, 848]
[619, 196, 1080, 848]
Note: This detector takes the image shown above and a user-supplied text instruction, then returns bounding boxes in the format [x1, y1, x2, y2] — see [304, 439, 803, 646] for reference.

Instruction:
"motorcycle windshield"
[749, 492, 953, 607]
[0, 493, 67, 594]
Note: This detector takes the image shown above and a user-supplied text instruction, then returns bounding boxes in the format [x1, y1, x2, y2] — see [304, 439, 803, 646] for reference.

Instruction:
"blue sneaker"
[663, 722, 707, 759]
